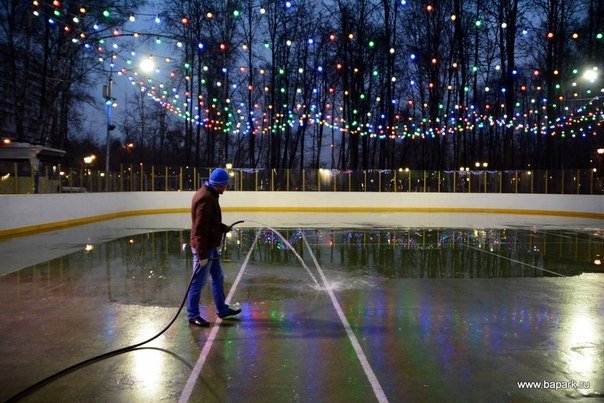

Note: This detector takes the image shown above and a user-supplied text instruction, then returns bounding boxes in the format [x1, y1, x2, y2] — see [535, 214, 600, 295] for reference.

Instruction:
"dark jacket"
[190, 183, 228, 259]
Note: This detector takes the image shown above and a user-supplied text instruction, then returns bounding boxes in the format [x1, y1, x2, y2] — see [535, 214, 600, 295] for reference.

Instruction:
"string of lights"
[29, 0, 603, 142]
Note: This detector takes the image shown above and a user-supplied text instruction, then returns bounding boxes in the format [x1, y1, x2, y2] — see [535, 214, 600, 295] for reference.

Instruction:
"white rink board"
[1, 191, 602, 233]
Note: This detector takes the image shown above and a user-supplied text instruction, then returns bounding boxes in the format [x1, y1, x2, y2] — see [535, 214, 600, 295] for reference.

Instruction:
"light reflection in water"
[2, 225, 602, 403]
[564, 308, 599, 375]
[132, 333, 165, 395]
[237, 227, 602, 278]
[2, 228, 601, 301]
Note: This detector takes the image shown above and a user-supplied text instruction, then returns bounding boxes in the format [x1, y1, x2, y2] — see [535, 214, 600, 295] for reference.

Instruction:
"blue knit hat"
[209, 168, 230, 187]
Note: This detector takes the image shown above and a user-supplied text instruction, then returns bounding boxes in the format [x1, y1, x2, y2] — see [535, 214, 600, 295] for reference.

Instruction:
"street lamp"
[582, 67, 599, 83]
[139, 57, 156, 74]
[596, 148, 604, 175]
[82, 154, 95, 191]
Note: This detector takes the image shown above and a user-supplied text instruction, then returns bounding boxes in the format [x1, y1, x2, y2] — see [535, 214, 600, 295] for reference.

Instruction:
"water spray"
[243, 220, 320, 287]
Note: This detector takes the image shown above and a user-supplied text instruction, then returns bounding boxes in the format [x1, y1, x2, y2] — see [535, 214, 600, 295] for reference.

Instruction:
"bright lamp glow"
[582, 67, 598, 83]
[139, 58, 155, 74]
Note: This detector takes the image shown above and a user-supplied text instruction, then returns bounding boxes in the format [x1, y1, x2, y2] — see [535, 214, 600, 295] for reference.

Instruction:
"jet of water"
[239, 220, 320, 287]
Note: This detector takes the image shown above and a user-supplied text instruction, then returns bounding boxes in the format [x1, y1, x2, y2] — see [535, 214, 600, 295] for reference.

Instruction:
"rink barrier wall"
[1, 191, 603, 238]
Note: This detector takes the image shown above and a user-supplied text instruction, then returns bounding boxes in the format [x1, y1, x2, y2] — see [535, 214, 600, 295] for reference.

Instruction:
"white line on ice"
[301, 231, 389, 403]
[538, 230, 574, 239]
[464, 244, 567, 277]
[179, 230, 260, 403]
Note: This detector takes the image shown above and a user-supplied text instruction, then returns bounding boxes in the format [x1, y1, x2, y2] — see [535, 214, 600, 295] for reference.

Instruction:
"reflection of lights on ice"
[133, 324, 165, 396]
[594, 259, 601, 265]
[565, 312, 599, 374]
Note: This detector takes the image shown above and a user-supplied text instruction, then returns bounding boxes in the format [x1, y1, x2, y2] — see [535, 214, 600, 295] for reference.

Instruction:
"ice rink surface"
[0, 213, 602, 402]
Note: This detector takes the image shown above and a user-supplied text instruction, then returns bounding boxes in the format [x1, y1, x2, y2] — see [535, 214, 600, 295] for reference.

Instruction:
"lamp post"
[103, 53, 116, 174]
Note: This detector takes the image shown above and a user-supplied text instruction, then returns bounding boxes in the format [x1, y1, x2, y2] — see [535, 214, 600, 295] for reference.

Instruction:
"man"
[187, 168, 241, 326]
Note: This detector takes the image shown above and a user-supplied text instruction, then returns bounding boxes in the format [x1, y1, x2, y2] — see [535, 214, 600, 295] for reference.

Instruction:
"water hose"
[222, 220, 245, 255]
[5, 220, 246, 402]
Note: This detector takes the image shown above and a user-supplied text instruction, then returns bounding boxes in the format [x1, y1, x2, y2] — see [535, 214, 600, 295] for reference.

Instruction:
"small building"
[0, 141, 66, 193]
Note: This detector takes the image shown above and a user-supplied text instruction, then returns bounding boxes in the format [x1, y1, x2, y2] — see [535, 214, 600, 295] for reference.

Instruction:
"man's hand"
[199, 258, 209, 267]
[224, 225, 233, 233]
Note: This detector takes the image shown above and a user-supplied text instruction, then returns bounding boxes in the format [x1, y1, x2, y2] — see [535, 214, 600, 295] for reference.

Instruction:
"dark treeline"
[0, 0, 142, 150]
[1, 0, 603, 170]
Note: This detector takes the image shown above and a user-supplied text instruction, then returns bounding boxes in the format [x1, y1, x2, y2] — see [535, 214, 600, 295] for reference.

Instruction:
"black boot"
[189, 316, 210, 327]
[218, 308, 242, 319]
